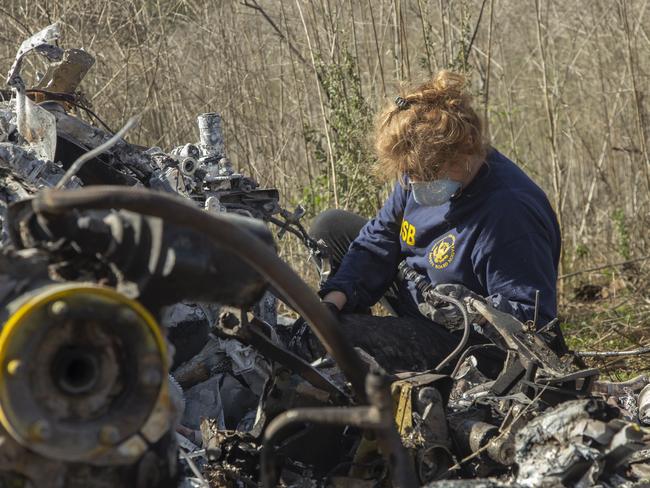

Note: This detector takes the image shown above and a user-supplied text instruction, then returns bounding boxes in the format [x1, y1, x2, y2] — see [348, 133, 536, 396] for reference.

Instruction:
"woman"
[308, 70, 565, 375]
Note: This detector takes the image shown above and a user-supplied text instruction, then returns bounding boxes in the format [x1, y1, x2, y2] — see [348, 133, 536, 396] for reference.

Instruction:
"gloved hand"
[418, 283, 486, 331]
[287, 301, 340, 362]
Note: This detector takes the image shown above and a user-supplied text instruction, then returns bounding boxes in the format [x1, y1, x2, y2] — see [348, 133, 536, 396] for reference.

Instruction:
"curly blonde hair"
[374, 70, 486, 183]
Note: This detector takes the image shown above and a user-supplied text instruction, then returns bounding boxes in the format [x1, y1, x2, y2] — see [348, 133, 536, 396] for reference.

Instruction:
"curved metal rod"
[261, 406, 376, 487]
[33, 186, 369, 402]
[575, 346, 650, 358]
[429, 290, 471, 373]
[261, 369, 418, 488]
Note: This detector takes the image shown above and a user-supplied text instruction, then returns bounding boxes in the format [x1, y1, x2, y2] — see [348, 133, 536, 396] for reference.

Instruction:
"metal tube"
[260, 406, 376, 487]
[450, 343, 499, 379]
[575, 346, 650, 358]
[197, 112, 225, 155]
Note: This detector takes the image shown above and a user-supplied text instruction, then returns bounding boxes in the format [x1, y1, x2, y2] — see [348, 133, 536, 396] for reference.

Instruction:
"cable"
[429, 289, 472, 372]
[33, 186, 369, 402]
[25, 89, 116, 134]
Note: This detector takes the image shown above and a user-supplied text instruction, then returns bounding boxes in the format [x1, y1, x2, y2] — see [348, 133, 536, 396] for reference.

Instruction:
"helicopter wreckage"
[0, 24, 650, 488]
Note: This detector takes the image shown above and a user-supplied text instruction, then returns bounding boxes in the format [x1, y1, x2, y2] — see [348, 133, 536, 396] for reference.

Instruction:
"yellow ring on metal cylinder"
[0, 283, 168, 461]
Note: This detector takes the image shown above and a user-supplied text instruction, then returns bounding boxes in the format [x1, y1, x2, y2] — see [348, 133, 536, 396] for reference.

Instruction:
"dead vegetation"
[1, 0, 649, 371]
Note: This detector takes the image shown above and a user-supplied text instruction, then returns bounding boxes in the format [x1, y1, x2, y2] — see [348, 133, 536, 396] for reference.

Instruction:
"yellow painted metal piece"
[0, 283, 168, 458]
[392, 381, 414, 436]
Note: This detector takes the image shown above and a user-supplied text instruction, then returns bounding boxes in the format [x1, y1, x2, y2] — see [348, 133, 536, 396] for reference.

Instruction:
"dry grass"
[1, 0, 649, 368]
[560, 261, 650, 378]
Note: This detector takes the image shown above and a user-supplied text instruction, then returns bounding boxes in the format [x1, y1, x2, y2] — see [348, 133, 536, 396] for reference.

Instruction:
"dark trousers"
[309, 209, 505, 377]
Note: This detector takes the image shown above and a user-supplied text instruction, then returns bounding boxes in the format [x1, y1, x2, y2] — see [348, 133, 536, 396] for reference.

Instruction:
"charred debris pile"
[0, 24, 649, 488]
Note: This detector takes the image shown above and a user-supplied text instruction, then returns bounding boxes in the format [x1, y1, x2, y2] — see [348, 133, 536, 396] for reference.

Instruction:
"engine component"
[0, 282, 175, 486]
[450, 419, 514, 466]
[197, 112, 225, 159]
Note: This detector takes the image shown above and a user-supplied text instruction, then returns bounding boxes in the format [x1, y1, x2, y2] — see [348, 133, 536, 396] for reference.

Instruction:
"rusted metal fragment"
[35, 48, 95, 94]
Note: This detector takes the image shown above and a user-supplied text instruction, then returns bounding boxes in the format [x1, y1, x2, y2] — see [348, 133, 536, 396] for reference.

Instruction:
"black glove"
[418, 283, 485, 330]
[287, 300, 339, 361]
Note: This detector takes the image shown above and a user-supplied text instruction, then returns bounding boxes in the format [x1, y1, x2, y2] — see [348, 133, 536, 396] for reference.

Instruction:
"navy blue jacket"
[321, 149, 561, 326]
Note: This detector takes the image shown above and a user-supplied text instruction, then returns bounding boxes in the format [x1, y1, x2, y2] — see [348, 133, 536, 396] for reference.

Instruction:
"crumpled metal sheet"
[6, 23, 61, 86]
[515, 399, 646, 487]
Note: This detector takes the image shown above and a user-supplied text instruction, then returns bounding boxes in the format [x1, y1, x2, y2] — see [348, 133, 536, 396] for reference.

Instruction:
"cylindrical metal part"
[417, 444, 454, 483]
[0, 283, 170, 466]
[180, 157, 197, 176]
[450, 418, 515, 466]
[197, 112, 225, 155]
[261, 369, 418, 488]
[416, 387, 450, 443]
[452, 419, 499, 455]
[486, 432, 515, 466]
[639, 384, 650, 425]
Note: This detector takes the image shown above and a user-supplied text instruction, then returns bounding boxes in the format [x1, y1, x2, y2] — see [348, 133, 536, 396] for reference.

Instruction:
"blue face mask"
[410, 179, 462, 206]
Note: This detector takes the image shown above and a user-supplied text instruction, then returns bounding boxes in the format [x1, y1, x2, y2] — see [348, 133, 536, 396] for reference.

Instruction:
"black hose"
[33, 186, 369, 402]
[397, 261, 472, 373]
[429, 290, 471, 372]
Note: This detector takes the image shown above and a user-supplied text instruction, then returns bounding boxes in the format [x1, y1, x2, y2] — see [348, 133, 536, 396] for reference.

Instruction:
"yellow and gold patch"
[429, 234, 456, 269]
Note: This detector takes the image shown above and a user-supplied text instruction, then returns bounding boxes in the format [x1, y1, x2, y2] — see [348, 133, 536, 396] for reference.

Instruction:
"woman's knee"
[310, 208, 366, 241]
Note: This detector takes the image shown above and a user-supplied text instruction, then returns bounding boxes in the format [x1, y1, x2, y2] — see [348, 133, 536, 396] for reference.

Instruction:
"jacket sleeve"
[319, 183, 407, 312]
[476, 233, 558, 325]
[471, 195, 560, 326]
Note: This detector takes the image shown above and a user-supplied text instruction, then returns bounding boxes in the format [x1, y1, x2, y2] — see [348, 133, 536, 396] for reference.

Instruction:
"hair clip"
[394, 96, 411, 110]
